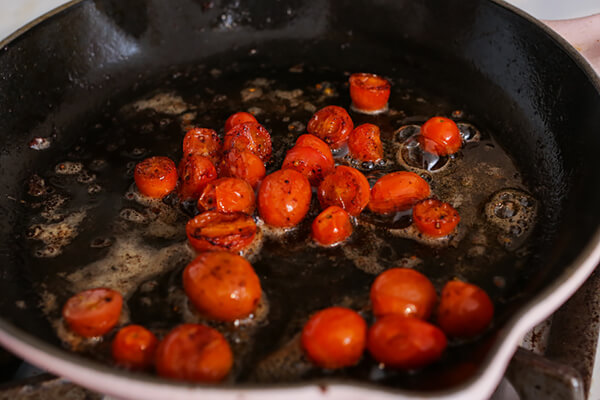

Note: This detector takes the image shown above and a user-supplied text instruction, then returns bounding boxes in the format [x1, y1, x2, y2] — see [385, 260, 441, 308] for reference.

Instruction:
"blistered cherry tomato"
[197, 177, 255, 215]
[223, 122, 272, 162]
[186, 211, 257, 253]
[412, 199, 460, 237]
[155, 323, 233, 382]
[306, 105, 354, 149]
[224, 111, 258, 133]
[301, 307, 367, 369]
[258, 169, 311, 228]
[367, 315, 447, 370]
[219, 149, 266, 189]
[111, 325, 158, 370]
[177, 155, 217, 201]
[312, 206, 353, 246]
[437, 280, 494, 338]
[419, 117, 462, 156]
[182, 127, 221, 164]
[134, 156, 178, 199]
[183, 251, 262, 321]
[370, 268, 436, 320]
[282, 146, 334, 186]
[62, 288, 123, 337]
[318, 166, 369, 216]
[348, 123, 383, 163]
[349, 73, 391, 112]
[295, 134, 334, 166]
[369, 171, 430, 214]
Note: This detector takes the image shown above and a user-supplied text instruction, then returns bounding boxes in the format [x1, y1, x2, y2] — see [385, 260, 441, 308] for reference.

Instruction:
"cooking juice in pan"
[20, 66, 537, 389]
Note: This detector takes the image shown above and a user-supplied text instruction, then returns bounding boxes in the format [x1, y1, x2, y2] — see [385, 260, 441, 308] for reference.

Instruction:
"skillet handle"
[543, 14, 600, 77]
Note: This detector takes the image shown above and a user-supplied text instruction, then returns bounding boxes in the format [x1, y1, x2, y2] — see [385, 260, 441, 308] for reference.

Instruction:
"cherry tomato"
[177, 154, 217, 201]
[367, 315, 447, 370]
[412, 199, 460, 237]
[318, 166, 370, 216]
[418, 117, 462, 156]
[369, 171, 430, 214]
[312, 206, 353, 246]
[62, 288, 123, 337]
[155, 323, 233, 382]
[224, 111, 257, 133]
[186, 211, 257, 253]
[197, 177, 255, 215]
[295, 134, 334, 166]
[306, 105, 354, 149]
[258, 169, 311, 228]
[301, 307, 367, 369]
[219, 149, 266, 189]
[370, 268, 436, 320]
[182, 127, 221, 164]
[111, 325, 158, 370]
[134, 156, 178, 199]
[282, 145, 334, 186]
[348, 123, 383, 163]
[183, 251, 262, 321]
[437, 280, 494, 338]
[223, 122, 272, 162]
[349, 73, 391, 112]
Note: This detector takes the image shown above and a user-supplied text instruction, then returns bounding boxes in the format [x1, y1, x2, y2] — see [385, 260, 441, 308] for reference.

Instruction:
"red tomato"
[62, 288, 123, 337]
[134, 156, 178, 199]
[177, 154, 217, 201]
[418, 117, 462, 156]
[412, 199, 460, 237]
[223, 122, 272, 162]
[311, 206, 353, 246]
[367, 315, 447, 370]
[197, 177, 255, 215]
[437, 280, 494, 338]
[318, 166, 370, 216]
[186, 211, 257, 253]
[182, 127, 221, 164]
[306, 105, 354, 149]
[155, 323, 233, 382]
[282, 145, 334, 186]
[301, 307, 367, 369]
[349, 73, 391, 112]
[219, 149, 266, 189]
[257, 169, 311, 228]
[111, 325, 158, 370]
[348, 123, 383, 163]
[224, 111, 257, 133]
[369, 171, 430, 214]
[183, 251, 262, 321]
[295, 134, 334, 166]
[370, 268, 436, 320]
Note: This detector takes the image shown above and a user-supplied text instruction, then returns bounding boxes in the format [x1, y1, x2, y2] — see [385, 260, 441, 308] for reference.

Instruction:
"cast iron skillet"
[0, 0, 599, 399]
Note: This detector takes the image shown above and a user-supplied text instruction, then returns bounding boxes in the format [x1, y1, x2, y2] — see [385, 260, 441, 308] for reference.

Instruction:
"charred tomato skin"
[186, 211, 257, 253]
[317, 166, 370, 216]
[197, 177, 255, 215]
[311, 206, 353, 246]
[223, 121, 272, 162]
[182, 127, 221, 164]
[219, 149, 266, 189]
[258, 169, 312, 228]
[412, 199, 460, 237]
[349, 73, 391, 112]
[134, 156, 178, 199]
[348, 123, 384, 163]
[307, 105, 354, 149]
[177, 154, 218, 201]
[224, 111, 258, 133]
[282, 145, 334, 186]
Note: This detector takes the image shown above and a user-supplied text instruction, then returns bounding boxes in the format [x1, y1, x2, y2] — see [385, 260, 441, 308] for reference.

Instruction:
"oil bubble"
[55, 162, 83, 175]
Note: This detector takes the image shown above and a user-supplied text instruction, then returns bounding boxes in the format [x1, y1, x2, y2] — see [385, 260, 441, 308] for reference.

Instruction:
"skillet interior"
[0, 0, 599, 395]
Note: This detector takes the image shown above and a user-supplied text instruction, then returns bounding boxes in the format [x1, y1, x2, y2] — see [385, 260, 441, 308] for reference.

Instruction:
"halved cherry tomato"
[312, 206, 353, 246]
[223, 122, 272, 162]
[295, 134, 334, 166]
[370, 268, 436, 320]
[418, 117, 462, 156]
[224, 111, 257, 133]
[349, 73, 391, 112]
[258, 169, 311, 228]
[282, 145, 334, 186]
[318, 166, 370, 216]
[186, 211, 257, 253]
[437, 280, 494, 338]
[197, 177, 255, 215]
[369, 171, 430, 214]
[219, 149, 266, 189]
[177, 154, 217, 201]
[182, 127, 221, 164]
[306, 105, 354, 149]
[155, 323, 233, 382]
[301, 307, 367, 369]
[367, 315, 447, 370]
[111, 325, 158, 370]
[134, 156, 178, 199]
[412, 199, 460, 237]
[183, 251, 262, 321]
[348, 123, 383, 163]
[62, 288, 123, 337]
